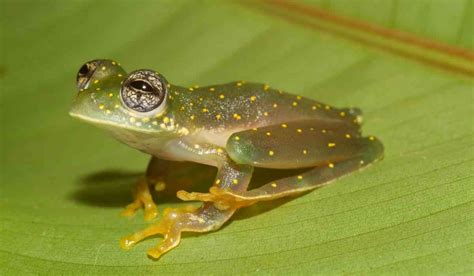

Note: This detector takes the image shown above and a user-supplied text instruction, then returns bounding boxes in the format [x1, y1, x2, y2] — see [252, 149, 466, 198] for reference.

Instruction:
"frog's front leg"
[121, 157, 166, 221]
[121, 145, 253, 259]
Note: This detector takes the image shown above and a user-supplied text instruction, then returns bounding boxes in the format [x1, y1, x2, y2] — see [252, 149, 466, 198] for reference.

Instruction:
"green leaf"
[1, 0, 472, 274]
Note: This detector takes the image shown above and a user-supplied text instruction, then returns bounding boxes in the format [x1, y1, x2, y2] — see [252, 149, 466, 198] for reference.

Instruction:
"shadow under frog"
[70, 160, 309, 220]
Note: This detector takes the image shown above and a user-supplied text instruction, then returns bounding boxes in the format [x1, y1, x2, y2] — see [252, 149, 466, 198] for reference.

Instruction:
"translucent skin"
[70, 59, 384, 260]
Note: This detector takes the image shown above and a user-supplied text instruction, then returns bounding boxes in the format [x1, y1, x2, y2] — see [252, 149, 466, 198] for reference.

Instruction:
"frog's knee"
[226, 134, 256, 165]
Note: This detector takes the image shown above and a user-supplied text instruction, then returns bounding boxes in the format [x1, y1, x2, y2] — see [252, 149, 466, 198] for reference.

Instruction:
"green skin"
[70, 59, 384, 260]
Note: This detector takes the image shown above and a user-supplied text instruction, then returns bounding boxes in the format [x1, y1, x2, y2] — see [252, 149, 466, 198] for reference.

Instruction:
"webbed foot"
[120, 204, 234, 259]
[121, 177, 162, 221]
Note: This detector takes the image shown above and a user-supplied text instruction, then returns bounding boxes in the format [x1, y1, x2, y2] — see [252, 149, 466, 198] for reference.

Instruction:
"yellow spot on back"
[268, 150, 274, 156]
[188, 87, 194, 91]
[163, 117, 170, 123]
[345, 134, 351, 138]
[209, 87, 215, 92]
[142, 117, 150, 123]
[233, 113, 242, 120]
[217, 148, 223, 154]
[219, 94, 225, 99]
[234, 136, 240, 141]
[95, 87, 101, 91]
[266, 132, 271, 136]
[369, 136, 376, 141]
[296, 95, 302, 100]
[360, 160, 365, 165]
[312, 105, 317, 110]
[108, 92, 114, 97]
[328, 142, 336, 147]
[263, 112, 269, 116]
[215, 114, 222, 120]
[194, 144, 200, 149]
[190, 115, 195, 120]
[202, 108, 209, 113]
[273, 103, 278, 108]
[105, 109, 111, 114]
[296, 128, 302, 133]
[232, 179, 239, 185]
[325, 105, 331, 110]
[236, 82, 242, 87]
[292, 102, 298, 107]
[303, 149, 307, 154]
[250, 96, 257, 102]
[193, 85, 200, 89]
[101, 66, 106, 71]
[271, 182, 277, 188]
[117, 73, 123, 77]
[111, 61, 117, 65]
[340, 111, 346, 117]
[252, 128, 258, 131]
[263, 84, 270, 91]
[93, 80, 99, 84]
[215, 179, 221, 185]
[98, 104, 105, 110]
[328, 163, 334, 168]
[129, 117, 136, 123]
[297, 175, 303, 180]
[281, 123, 288, 128]
[322, 129, 327, 133]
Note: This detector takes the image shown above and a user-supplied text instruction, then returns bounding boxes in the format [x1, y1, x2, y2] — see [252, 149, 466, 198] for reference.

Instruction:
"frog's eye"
[121, 70, 167, 114]
[76, 60, 99, 90]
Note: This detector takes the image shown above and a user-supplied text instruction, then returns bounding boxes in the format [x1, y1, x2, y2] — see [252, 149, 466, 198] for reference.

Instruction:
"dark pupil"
[130, 80, 154, 92]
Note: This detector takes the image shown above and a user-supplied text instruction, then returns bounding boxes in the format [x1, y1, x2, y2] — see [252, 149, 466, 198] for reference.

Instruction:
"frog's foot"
[121, 177, 160, 221]
[120, 204, 234, 259]
[177, 187, 258, 210]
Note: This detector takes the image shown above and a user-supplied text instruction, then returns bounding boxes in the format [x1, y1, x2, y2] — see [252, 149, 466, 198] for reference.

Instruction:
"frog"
[70, 59, 384, 260]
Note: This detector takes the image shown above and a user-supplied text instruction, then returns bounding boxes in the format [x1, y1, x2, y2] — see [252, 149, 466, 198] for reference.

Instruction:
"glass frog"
[70, 59, 384, 259]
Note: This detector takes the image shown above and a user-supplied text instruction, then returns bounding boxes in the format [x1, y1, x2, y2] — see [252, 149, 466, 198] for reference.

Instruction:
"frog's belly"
[107, 128, 177, 158]
[107, 127, 230, 163]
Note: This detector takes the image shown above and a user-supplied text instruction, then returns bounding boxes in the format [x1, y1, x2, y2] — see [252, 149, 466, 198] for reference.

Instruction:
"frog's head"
[70, 60, 182, 150]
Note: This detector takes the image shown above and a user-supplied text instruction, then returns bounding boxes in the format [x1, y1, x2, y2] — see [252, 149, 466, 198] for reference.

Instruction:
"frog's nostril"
[78, 63, 90, 76]
[76, 60, 100, 90]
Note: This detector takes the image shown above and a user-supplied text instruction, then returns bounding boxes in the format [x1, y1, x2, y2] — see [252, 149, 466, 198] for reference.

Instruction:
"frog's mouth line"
[69, 111, 159, 134]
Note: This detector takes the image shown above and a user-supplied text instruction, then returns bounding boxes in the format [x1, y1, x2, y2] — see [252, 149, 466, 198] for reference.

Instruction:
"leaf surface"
[1, 0, 473, 274]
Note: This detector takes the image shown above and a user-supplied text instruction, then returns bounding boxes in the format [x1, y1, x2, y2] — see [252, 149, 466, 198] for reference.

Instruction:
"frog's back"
[172, 81, 361, 132]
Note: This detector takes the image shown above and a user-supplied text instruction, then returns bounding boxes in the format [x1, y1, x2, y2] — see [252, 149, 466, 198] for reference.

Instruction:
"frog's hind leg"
[178, 119, 383, 208]
[210, 136, 383, 206]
